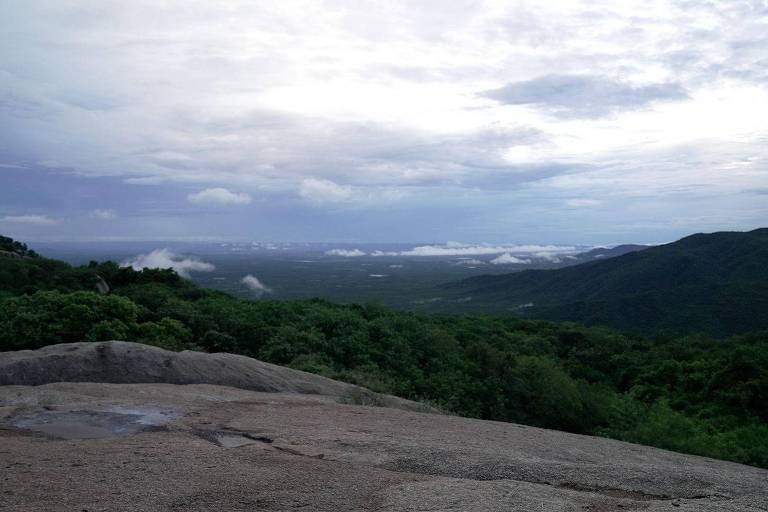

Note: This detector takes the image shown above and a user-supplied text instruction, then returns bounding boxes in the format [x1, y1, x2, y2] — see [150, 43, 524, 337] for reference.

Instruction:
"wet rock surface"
[12, 406, 178, 439]
[1, 382, 766, 511]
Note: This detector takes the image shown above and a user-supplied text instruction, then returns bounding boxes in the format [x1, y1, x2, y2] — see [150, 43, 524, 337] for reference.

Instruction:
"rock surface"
[1, 344, 767, 511]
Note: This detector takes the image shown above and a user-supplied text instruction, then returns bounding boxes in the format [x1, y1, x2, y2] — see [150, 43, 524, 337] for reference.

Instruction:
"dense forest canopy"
[0, 237, 766, 469]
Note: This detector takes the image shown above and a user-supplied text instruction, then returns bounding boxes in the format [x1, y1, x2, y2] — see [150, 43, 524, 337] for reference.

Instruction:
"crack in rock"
[193, 429, 274, 448]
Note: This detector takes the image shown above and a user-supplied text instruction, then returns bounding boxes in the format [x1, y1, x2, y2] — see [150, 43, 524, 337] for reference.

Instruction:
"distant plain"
[38, 241, 595, 311]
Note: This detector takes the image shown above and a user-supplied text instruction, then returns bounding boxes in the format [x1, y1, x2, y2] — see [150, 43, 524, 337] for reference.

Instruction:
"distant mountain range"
[444, 228, 768, 336]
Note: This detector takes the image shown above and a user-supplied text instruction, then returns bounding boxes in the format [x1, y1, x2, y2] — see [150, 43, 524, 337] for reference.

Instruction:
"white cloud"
[0, 214, 57, 225]
[300, 179, 354, 204]
[188, 188, 252, 205]
[298, 178, 407, 205]
[373, 243, 578, 257]
[120, 249, 215, 278]
[241, 274, 272, 295]
[490, 253, 531, 265]
[89, 209, 116, 220]
[325, 248, 366, 257]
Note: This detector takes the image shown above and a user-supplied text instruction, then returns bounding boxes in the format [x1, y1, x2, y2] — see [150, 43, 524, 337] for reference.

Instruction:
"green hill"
[445, 228, 768, 336]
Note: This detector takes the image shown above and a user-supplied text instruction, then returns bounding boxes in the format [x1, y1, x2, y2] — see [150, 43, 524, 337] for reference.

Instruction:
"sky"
[1, 0, 767, 244]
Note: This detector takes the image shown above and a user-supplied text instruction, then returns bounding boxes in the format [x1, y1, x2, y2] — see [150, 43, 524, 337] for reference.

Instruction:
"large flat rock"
[1, 382, 766, 511]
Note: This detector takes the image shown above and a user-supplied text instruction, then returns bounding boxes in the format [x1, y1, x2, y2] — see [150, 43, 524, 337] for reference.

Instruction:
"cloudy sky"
[1, 0, 766, 244]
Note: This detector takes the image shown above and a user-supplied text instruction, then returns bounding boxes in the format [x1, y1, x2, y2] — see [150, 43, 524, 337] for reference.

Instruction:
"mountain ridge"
[445, 228, 768, 336]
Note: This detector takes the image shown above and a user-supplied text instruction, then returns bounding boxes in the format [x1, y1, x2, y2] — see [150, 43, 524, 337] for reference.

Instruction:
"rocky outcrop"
[0, 249, 23, 259]
[0, 341, 425, 412]
[93, 275, 110, 294]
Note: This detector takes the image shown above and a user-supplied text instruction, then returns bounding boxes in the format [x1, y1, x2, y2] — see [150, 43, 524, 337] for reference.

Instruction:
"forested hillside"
[0, 237, 766, 469]
[446, 228, 768, 336]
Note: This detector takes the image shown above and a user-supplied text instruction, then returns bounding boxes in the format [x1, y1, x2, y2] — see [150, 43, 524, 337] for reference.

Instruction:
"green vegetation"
[1, 238, 767, 469]
[446, 228, 768, 337]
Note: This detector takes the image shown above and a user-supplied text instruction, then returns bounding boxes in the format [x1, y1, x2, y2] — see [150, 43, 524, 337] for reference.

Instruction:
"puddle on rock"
[12, 406, 178, 439]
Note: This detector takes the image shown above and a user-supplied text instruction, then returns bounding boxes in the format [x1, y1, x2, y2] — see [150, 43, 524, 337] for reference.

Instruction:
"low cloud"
[89, 209, 116, 220]
[121, 249, 215, 278]
[325, 248, 366, 257]
[456, 258, 486, 266]
[188, 187, 252, 205]
[241, 274, 272, 295]
[482, 74, 687, 118]
[372, 243, 577, 257]
[534, 252, 564, 263]
[490, 253, 531, 265]
[0, 214, 57, 225]
[300, 179, 354, 204]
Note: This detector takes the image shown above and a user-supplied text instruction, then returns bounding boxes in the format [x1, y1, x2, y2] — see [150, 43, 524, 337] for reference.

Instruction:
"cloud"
[300, 179, 354, 204]
[534, 252, 563, 263]
[372, 243, 577, 257]
[1, 2, 767, 242]
[298, 177, 407, 206]
[241, 274, 272, 295]
[121, 249, 215, 278]
[0, 214, 57, 225]
[565, 199, 601, 207]
[455, 258, 485, 265]
[89, 209, 116, 220]
[325, 248, 366, 257]
[482, 75, 688, 118]
[188, 188, 252, 205]
[490, 253, 531, 265]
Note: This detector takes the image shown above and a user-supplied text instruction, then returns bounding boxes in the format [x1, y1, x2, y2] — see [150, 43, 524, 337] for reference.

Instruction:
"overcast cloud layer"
[0, 1, 766, 244]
